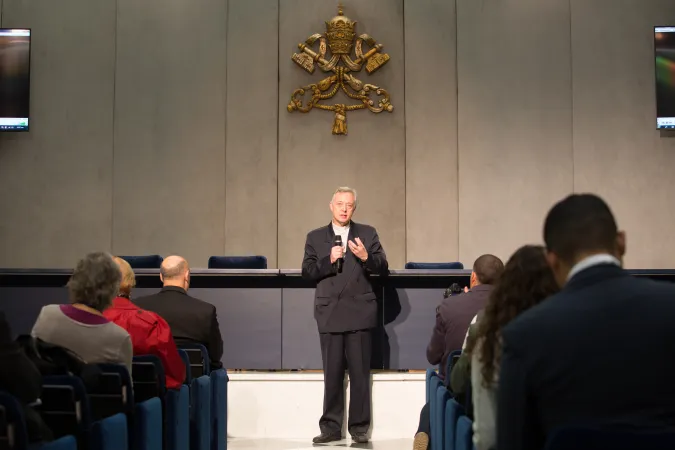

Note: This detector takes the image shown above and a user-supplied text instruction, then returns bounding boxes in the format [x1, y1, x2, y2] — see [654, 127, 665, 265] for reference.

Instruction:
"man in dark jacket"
[426, 254, 504, 381]
[302, 187, 388, 444]
[135, 255, 224, 369]
[498, 194, 675, 450]
[0, 312, 53, 443]
[413, 255, 503, 450]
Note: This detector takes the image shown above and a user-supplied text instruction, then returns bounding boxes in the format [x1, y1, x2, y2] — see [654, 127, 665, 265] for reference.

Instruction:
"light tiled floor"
[228, 438, 412, 450]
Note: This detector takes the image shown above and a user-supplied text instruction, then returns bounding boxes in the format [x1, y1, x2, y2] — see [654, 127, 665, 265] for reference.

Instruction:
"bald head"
[160, 255, 190, 289]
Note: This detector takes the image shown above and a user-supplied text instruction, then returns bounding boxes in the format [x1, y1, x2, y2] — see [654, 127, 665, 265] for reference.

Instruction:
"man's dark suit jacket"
[135, 287, 224, 369]
[498, 264, 675, 450]
[302, 222, 388, 333]
[426, 284, 492, 380]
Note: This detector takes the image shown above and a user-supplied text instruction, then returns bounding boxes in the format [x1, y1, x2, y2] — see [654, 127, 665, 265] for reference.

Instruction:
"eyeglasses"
[334, 202, 354, 210]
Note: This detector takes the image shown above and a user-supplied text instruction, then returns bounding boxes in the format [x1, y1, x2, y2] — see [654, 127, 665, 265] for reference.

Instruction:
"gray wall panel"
[404, 0, 459, 264]
[384, 288, 439, 369]
[112, 0, 227, 267]
[225, 0, 279, 267]
[0, 0, 116, 268]
[0, 287, 69, 336]
[456, 0, 574, 264]
[571, 0, 675, 268]
[281, 288, 322, 369]
[277, 0, 406, 270]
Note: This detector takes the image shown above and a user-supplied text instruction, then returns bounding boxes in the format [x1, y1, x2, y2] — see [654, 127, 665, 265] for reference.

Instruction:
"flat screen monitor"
[655, 26, 675, 129]
[0, 29, 30, 131]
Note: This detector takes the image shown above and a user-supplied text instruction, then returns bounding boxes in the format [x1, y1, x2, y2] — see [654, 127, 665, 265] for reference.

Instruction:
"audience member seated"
[412, 254, 504, 450]
[31, 252, 133, 373]
[135, 255, 224, 369]
[497, 194, 675, 450]
[426, 254, 504, 381]
[464, 245, 558, 450]
[103, 257, 186, 389]
[0, 311, 53, 443]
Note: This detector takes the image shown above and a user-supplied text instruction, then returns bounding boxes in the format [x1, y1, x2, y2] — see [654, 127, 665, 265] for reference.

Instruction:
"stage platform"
[227, 371, 425, 440]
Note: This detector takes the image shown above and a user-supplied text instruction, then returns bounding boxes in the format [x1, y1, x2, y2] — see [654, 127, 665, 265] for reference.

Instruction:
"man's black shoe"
[352, 433, 369, 444]
[313, 432, 342, 444]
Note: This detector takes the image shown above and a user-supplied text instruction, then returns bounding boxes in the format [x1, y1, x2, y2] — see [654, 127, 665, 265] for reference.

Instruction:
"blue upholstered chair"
[119, 255, 164, 269]
[425, 368, 438, 404]
[445, 350, 462, 389]
[545, 426, 675, 450]
[443, 398, 464, 450]
[91, 364, 134, 420]
[190, 376, 212, 450]
[210, 369, 228, 450]
[432, 386, 451, 450]
[179, 343, 211, 379]
[132, 397, 162, 450]
[177, 349, 192, 385]
[405, 262, 464, 270]
[0, 391, 78, 450]
[41, 375, 92, 441]
[455, 416, 473, 450]
[133, 355, 188, 450]
[91, 413, 129, 450]
[165, 386, 189, 450]
[207, 256, 267, 269]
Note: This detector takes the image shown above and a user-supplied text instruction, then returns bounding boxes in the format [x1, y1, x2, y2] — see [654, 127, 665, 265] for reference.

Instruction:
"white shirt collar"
[567, 253, 621, 281]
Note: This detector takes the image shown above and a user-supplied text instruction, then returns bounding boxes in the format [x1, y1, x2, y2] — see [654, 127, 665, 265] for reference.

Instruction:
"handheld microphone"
[334, 235, 343, 272]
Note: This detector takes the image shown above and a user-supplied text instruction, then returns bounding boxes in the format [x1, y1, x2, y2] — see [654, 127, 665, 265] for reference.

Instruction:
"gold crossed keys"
[287, 3, 394, 135]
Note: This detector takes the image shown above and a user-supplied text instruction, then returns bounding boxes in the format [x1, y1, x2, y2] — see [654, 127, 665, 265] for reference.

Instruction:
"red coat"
[104, 297, 185, 389]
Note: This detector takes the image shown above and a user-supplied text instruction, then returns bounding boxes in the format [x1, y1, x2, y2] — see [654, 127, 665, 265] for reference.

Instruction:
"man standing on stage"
[302, 187, 388, 444]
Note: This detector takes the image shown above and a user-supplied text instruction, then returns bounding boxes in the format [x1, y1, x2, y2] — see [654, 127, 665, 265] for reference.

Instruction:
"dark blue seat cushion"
[405, 262, 464, 270]
[119, 255, 163, 269]
[208, 256, 267, 269]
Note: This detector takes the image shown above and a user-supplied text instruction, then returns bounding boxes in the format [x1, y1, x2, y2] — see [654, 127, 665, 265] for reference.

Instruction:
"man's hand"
[330, 245, 344, 264]
[348, 237, 368, 262]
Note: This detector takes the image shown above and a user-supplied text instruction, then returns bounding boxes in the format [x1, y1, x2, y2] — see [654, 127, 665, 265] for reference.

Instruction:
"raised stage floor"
[228, 437, 412, 449]
[227, 372, 425, 443]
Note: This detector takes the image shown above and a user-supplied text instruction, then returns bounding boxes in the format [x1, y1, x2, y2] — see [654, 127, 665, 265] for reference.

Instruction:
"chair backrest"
[443, 398, 464, 450]
[0, 392, 27, 450]
[545, 426, 675, 450]
[119, 255, 163, 269]
[41, 375, 91, 439]
[425, 368, 438, 404]
[178, 344, 211, 379]
[132, 355, 166, 403]
[455, 416, 473, 450]
[444, 350, 462, 386]
[433, 386, 451, 450]
[189, 376, 212, 450]
[207, 256, 267, 269]
[177, 350, 192, 384]
[90, 364, 134, 421]
[405, 262, 464, 270]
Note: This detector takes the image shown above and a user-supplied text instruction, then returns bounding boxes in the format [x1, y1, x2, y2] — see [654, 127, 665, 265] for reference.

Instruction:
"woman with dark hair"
[467, 245, 559, 450]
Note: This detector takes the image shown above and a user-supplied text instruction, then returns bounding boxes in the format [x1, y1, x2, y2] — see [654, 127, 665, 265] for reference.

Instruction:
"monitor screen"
[656, 27, 675, 129]
[0, 29, 30, 131]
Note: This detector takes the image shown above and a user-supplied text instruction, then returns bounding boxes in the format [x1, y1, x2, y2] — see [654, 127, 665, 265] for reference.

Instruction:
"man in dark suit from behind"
[426, 254, 504, 381]
[135, 255, 224, 369]
[498, 194, 675, 450]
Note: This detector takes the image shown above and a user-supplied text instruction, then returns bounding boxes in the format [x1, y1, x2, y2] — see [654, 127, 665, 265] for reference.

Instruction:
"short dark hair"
[543, 193, 618, 262]
[67, 252, 121, 312]
[473, 254, 504, 285]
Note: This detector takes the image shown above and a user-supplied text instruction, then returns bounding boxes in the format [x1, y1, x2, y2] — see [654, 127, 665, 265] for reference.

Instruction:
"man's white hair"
[331, 186, 358, 209]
